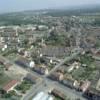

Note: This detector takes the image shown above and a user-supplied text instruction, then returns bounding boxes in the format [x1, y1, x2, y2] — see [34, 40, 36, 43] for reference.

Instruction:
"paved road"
[0, 55, 42, 78]
[45, 78, 87, 100]
[20, 50, 82, 100]
[22, 79, 44, 100]
[22, 77, 87, 100]
[0, 49, 85, 100]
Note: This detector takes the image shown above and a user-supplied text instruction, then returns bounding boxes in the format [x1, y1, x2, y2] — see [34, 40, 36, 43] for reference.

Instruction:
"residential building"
[68, 61, 80, 73]
[48, 72, 64, 81]
[51, 89, 65, 100]
[33, 66, 49, 75]
[24, 73, 38, 84]
[62, 78, 74, 89]
[80, 80, 91, 93]
[15, 56, 29, 68]
[3, 80, 19, 93]
[84, 87, 100, 100]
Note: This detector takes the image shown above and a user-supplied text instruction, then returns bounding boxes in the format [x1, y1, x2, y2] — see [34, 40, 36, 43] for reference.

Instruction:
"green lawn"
[71, 64, 97, 81]
[79, 54, 94, 66]
[71, 54, 97, 81]
[1, 90, 22, 100]
[71, 67, 85, 80]
[15, 80, 33, 94]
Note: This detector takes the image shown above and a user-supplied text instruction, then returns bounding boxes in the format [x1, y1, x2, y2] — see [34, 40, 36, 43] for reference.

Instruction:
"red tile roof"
[3, 80, 18, 92]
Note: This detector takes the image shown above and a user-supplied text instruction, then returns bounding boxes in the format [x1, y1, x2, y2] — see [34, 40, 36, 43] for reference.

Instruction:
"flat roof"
[32, 92, 53, 100]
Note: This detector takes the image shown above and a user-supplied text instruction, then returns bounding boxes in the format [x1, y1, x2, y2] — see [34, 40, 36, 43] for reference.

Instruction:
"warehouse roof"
[32, 92, 53, 100]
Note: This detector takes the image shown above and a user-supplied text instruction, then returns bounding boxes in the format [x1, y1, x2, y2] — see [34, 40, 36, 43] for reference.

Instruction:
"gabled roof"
[3, 80, 18, 92]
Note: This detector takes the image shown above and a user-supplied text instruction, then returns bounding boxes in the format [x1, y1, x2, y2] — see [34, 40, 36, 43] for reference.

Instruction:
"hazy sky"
[0, 0, 100, 13]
